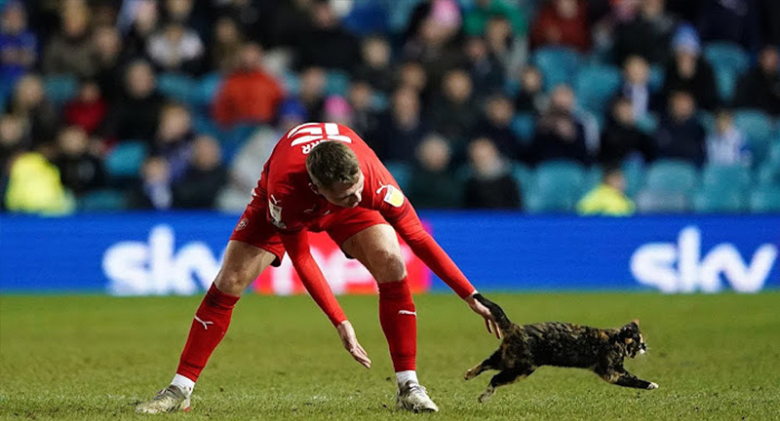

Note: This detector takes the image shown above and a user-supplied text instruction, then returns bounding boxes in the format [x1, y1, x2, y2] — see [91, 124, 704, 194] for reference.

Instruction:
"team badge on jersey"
[377, 184, 404, 208]
[269, 195, 286, 228]
[235, 218, 249, 231]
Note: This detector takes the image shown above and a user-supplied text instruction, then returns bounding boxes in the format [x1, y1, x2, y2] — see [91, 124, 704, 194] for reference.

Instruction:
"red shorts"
[229, 199, 387, 266]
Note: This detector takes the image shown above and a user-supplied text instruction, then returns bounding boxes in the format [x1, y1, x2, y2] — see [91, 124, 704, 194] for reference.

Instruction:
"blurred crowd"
[1, 0, 780, 215]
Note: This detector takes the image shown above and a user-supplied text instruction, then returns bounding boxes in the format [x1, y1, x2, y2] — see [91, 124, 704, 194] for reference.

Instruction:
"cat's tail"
[473, 294, 513, 333]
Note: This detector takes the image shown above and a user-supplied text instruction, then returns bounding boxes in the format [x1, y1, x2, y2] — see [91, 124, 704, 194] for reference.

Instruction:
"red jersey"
[252, 123, 476, 325]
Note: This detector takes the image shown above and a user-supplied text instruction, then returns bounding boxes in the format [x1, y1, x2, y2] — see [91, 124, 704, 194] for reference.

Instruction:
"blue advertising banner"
[1, 212, 778, 295]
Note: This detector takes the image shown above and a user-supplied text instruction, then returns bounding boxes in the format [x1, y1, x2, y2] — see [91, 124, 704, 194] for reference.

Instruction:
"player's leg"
[337, 222, 437, 412]
[136, 241, 277, 414]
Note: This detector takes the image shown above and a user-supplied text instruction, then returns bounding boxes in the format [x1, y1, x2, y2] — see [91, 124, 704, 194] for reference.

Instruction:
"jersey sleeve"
[364, 159, 477, 299]
[280, 229, 347, 326]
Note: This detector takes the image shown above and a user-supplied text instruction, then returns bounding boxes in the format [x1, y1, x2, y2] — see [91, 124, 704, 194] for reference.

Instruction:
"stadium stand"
[0, 0, 778, 215]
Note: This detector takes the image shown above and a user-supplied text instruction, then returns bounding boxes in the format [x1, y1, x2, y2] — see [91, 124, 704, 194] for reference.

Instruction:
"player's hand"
[336, 321, 371, 369]
[466, 293, 502, 339]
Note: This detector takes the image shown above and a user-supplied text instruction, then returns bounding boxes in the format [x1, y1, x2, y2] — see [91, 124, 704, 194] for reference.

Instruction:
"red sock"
[176, 283, 240, 382]
[378, 280, 417, 372]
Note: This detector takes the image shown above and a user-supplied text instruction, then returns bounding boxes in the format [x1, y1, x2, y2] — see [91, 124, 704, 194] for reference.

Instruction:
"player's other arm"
[279, 230, 372, 367]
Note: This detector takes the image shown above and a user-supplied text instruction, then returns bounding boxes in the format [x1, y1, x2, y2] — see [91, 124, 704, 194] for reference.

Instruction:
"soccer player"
[136, 122, 499, 414]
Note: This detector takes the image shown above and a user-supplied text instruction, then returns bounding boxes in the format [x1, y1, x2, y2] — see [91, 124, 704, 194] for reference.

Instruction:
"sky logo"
[630, 226, 778, 293]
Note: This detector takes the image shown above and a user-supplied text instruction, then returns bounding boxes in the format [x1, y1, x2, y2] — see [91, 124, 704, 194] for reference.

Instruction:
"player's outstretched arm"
[280, 230, 372, 368]
[388, 206, 501, 338]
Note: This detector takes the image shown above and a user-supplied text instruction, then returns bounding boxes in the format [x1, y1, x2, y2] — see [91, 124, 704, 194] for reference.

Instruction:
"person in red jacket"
[212, 42, 284, 128]
[63, 80, 107, 135]
[530, 0, 591, 52]
[136, 123, 499, 414]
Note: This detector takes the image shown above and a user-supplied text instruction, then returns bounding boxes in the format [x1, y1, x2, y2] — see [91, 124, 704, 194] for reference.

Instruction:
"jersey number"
[288, 123, 352, 154]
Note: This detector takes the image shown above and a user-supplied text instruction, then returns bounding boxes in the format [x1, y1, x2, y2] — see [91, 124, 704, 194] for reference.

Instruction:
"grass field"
[1, 292, 779, 420]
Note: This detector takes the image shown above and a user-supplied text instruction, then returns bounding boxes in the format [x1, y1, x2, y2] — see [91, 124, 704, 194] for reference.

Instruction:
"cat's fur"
[466, 294, 658, 402]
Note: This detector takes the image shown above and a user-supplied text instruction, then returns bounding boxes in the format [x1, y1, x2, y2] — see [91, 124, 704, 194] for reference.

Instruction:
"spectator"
[53, 126, 105, 197]
[347, 80, 380, 137]
[406, 134, 462, 209]
[613, 0, 676, 65]
[123, 0, 159, 59]
[128, 156, 172, 210]
[530, 0, 591, 52]
[528, 84, 590, 165]
[4, 143, 74, 214]
[0, 114, 27, 173]
[322, 95, 353, 127]
[464, 0, 528, 38]
[515, 65, 545, 113]
[354, 36, 395, 94]
[212, 43, 284, 128]
[395, 61, 430, 102]
[655, 91, 706, 166]
[370, 86, 429, 163]
[706, 109, 751, 166]
[577, 164, 635, 216]
[464, 137, 521, 209]
[620, 55, 655, 119]
[600, 96, 656, 164]
[297, 66, 327, 122]
[403, 0, 464, 95]
[661, 25, 719, 111]
[696, 0, 760, 52]
[146, 21, 205, 75]
[209, 16, 243, 72]
[42, 2, 99, 78]
[154, 103, 194, 183]
[173, 135, 227, 209]
[0, 1, 37, 85]
[757, 0, 780, 47]
[93, 25, 126, 102]
[8, 74, 60, 146]
[104, 60, 164, 142]
[64, 79, 107, 135]
[734, 46, 780, 116]
[473, 94, 521, 159]
[484, 15, 524, 75]
[430, 69, 479, 147]
[295, 1, 359, 71]
[464, 36, 505, 100]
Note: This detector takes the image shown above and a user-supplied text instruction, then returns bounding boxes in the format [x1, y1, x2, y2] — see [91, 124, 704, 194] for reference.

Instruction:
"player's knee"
[370, 250, 407, 282]
[214, 269, 252, 295]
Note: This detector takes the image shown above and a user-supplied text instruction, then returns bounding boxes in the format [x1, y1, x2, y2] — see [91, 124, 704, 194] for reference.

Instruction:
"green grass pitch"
[1, 292, 779, 420]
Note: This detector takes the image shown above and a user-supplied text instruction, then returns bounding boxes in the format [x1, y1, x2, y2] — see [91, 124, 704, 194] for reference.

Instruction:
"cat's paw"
[647, 382, 659, 390]
[478, 388, 494, 403]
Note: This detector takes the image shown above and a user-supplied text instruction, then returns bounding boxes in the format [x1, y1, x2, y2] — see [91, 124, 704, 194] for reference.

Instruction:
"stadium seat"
[621, 160, 646, 198]
[713, 68, 737, 102]
[644, 159, 698, 194]
[703, 42, 750, 76]
[325, 70, 350, 97]
[734, 110, 776, 152]
[43, 75, 78, 105]
[195, 73, 223, 107]
[78, 189, 127, 212]
[157, 73, 196, 104]
[635, 189, 689, 213]
[635, 113, 658, 135]
[106, 141, 147, 179]
[574, 64, 622, 116]
[527, 160, 585, 213]
[510, 113, 535, 143]
[693, 188, 745, 213]
[532, 47, 581, 90]
[282, 70, 300, 96]
[749, 186, 780, 213]
[584, 165, 603, 192]
[648, 65, 665, 92]
[701, 164, 752, 195]
[511, 163, 534, 198]
[757, 161, 780, 187]
[384, 161, 411, 191]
